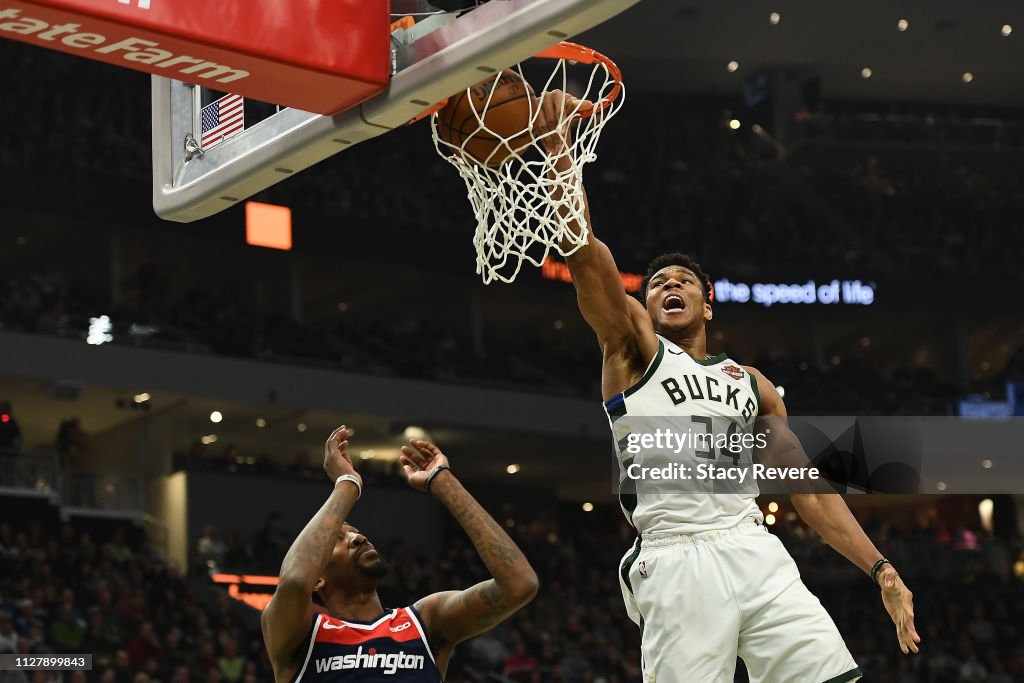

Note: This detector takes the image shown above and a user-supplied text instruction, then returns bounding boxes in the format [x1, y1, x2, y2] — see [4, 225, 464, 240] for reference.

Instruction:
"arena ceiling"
[578, 0, 1024, 106]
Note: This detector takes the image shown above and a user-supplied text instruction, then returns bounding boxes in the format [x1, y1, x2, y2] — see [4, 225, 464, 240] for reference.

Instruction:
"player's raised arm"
[401, 440, 538, 656]
[535, 91, 656, 359]
[260, 426, 362, 676]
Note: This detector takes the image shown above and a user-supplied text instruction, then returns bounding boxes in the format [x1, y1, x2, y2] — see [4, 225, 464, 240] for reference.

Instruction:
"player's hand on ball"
[400, 440, 451, 493]
[323, 425, 361, 487]
[533, 89, 591, 155]
[879, 567, 920, 654]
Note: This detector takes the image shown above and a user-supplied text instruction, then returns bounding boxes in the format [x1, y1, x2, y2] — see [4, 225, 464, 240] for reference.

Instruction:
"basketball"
[437, 69, 536, 167]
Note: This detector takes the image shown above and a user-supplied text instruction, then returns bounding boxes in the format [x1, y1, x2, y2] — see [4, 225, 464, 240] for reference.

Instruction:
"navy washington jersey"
[293, 607, 442, 682]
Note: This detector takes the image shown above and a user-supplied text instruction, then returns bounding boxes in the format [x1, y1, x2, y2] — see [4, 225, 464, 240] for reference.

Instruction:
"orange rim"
[533, 42, 623, 119]
[411, 41, 621, 125]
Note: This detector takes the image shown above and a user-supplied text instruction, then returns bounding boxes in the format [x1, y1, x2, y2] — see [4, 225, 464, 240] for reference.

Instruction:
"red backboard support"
[0, 0, 390, 114]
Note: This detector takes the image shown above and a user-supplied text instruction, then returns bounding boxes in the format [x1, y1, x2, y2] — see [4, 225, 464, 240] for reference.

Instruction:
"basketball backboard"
[151, 0, 642, 222]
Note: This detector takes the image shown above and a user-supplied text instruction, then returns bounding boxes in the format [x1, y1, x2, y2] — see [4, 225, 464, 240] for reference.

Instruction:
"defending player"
[261, 426, 538, 682]
[534, 94, 919, 682]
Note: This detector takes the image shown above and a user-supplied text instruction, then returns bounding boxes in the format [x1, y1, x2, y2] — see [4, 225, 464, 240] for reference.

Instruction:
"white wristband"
[335, 474, 362, 499]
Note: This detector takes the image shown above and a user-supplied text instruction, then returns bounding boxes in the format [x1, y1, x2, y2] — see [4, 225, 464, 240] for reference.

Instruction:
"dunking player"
[261, 426, 538, 682]
[534, 94, 919, 682]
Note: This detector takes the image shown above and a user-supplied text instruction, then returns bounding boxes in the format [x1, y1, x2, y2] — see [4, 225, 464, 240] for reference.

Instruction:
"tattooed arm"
[401, 441, 538, 656]
[261, 426, 361, 680]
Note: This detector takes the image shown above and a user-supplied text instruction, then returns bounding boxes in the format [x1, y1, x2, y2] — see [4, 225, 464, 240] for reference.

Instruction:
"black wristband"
[424, 465, 451, 493]
[871, 558, 892, 586]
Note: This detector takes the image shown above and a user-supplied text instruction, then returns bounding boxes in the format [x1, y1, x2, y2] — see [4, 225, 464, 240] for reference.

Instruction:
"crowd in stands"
[1, 262, 1008, 413]
[2, 39, 1022, 409]
[2, 499, 1022, 682]
[0, 518, 272, 682]
[4, 249, 1004, 413]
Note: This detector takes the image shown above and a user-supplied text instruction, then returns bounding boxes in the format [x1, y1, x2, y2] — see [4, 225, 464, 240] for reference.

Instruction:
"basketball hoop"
[431, 42, 624, 284]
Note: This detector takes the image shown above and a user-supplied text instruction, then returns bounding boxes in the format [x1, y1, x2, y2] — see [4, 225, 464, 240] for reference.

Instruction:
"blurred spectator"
[252, 513, 288, 572]
[194, 641, 218, 676]
[55, 418, 88, 466]
[463, 628, 507, 672]
[48, 602, 85, 651]
[127, 622, 165, 668]
[0, 611, 17, 654]
[959, 652, 987, 682]
[196, 526, 227, 572]
[216, 635, 245, 682]
[504, 639, 540, 681]
[0, 402, 21, 453]
[81, 605, 120, 658]
[221, 534, 249, 570]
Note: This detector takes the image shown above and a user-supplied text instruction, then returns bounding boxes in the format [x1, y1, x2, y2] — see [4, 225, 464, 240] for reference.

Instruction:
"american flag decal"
[201, 93, 244, 149]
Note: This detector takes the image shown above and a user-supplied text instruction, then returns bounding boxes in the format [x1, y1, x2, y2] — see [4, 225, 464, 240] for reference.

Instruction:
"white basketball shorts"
[618, 518, 862, 683]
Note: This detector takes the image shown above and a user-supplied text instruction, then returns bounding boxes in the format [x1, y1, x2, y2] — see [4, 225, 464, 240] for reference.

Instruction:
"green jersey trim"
[748, 371, 761, 412]
[692, 352, 729, 366]
[619, 537, 642, 596]
[821, 667, 862, 683]
[622, 340, 666, 399]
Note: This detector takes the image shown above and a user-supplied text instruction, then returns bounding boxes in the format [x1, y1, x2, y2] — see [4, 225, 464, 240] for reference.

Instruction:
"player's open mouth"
[664, 295, 685, 311]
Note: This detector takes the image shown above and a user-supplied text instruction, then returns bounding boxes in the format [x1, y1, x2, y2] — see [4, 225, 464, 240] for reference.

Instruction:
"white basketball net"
[431, 46, 624, 284]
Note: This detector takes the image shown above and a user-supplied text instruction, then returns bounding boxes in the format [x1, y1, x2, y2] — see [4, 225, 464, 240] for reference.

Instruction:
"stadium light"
[582, 502, 595, 512]
[246, 201, 293, 251]
[209, 410, 223, 423]
[897, 19, 909, 32]
[729, 119, 741, 130]
[962, 72, 974, 83]
[255, 418, 266, 428]
[1001, 24, 1012, 37]
[727, 60, 739, 72]
[86, 315, 113, 345]
[506, 464, 520, 474]
[403, 425, 430, 440]
[861, 67, 872, 79]
[769, 12, 780, 25]
[979, 499, 994, 532]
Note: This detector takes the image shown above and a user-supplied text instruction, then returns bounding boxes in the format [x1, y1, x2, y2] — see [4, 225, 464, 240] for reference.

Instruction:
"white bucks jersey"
[604, 335, 763, 534]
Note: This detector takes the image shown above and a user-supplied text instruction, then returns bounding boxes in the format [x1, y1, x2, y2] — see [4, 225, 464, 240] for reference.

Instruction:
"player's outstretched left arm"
[748, 367, 921, 655]
[401, 441, 538, 657]
[262, 426, 362, 680]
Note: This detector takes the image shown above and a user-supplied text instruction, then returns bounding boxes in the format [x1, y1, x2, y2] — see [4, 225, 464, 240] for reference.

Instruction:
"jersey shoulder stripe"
[747, 370, 760, 411]
[604, 339, 666, 410]
[292, 613, 323, 683]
